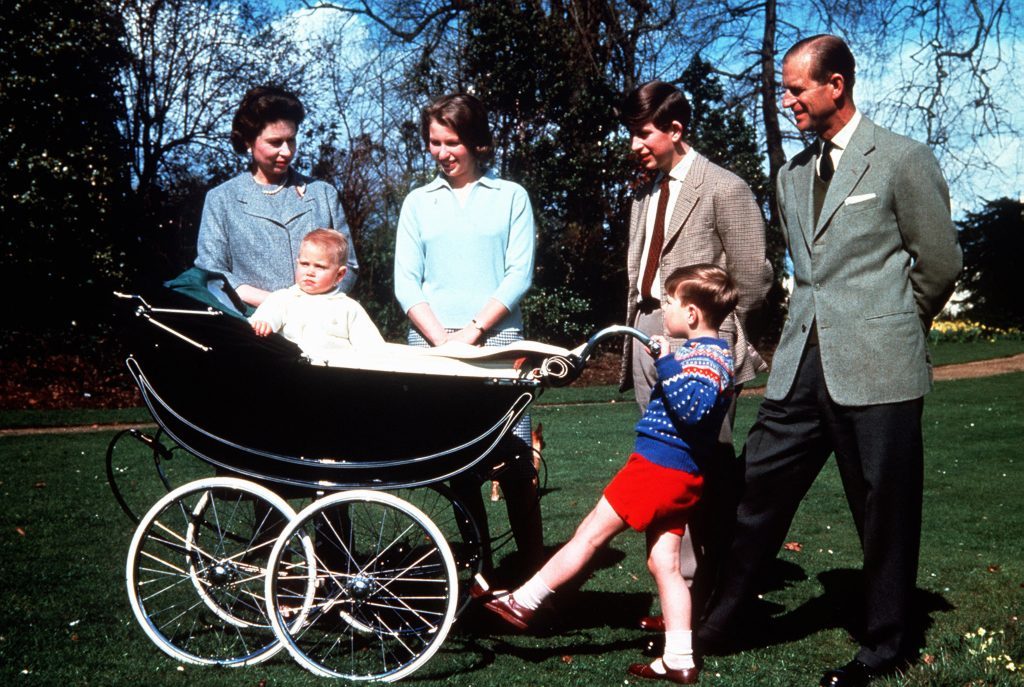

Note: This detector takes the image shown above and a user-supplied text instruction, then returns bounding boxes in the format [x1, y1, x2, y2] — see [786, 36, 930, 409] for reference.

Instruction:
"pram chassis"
[111, 290, 658, 681]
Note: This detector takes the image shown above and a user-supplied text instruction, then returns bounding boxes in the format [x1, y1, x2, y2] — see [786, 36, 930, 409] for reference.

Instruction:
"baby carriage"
[109, 281, 658, 682]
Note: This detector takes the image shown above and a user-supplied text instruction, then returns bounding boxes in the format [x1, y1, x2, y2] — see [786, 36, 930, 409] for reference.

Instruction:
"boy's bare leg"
[642, 527, 698, 676]
[533, 496, 629, 590]
[484, 496, 629, 629]
[647, 528, 691, 631]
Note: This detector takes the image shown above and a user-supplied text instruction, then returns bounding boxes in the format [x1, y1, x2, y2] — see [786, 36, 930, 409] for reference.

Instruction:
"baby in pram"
[249, 228, 385, 357]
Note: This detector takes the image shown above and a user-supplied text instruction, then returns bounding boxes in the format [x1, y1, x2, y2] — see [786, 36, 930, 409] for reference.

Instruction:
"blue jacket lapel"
[233, 173, 314, 228]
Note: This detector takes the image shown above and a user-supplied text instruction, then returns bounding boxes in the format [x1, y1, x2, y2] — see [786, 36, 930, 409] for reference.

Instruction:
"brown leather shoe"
[627, 662, 699, 684]
[483, 593, 535, 631]
[468, 576, 501, 601]
[639, 614, 666, 632]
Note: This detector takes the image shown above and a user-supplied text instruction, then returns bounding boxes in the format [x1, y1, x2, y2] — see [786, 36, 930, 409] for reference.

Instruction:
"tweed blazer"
[767, 116, 962, 406]
[195, 171, 358, 295]
[620, 151, 772, 388]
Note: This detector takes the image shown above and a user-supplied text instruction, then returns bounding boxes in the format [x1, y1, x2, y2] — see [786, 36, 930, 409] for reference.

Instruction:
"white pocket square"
[844, 193, 876, 205]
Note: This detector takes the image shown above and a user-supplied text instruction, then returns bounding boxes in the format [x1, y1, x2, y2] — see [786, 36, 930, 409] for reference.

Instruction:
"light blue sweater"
[394, 174, 535, 331]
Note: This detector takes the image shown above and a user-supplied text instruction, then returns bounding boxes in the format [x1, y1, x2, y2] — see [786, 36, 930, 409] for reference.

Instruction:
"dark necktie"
[819, 139, 834, 182]
[640, 177, 671, 301]
[813, 140, 834, 224]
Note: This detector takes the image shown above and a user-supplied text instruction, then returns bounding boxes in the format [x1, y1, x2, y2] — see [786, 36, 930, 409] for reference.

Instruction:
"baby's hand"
[648, 335, 671, 358]
[251, 320, 274, 337]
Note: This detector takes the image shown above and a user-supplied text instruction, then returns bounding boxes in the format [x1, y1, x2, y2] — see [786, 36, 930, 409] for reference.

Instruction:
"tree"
[463, 0, 636, 333]
[956, 197, 1024, 328]
[112, 0, 320, 281]
[301, 0, 779, 344]
[114, 0, 304, 200]
[681, 54, 786, 347]
[659, 0, 1021, 206]
[0, 0, 132, 337]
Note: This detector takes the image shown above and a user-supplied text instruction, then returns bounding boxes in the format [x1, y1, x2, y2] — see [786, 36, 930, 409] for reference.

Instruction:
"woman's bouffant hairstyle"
[302, 228, 349, 267]
[664, 264, 739, 330]
[420, 93, 494, 166]
[620, 80, 692, 134]
[230, 86, 306, 155]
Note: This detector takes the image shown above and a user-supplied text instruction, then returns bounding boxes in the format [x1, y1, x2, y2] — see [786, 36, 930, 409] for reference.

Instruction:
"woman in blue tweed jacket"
[195, 86, 358, 307]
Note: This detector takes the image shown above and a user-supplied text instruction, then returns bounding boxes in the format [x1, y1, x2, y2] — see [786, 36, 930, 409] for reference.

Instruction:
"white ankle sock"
[512, 574, 554, 610]
[662, 630, 695, 670]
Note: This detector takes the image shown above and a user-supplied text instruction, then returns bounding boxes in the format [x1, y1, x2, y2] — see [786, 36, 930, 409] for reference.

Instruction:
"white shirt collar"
[425, 171, 500, 192]
[663, 146, 696, 184]
[827, 109, 862, 152]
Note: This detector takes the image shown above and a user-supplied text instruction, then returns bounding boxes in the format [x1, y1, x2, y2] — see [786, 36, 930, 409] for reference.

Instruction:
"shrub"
[929, 319, 1024, 344]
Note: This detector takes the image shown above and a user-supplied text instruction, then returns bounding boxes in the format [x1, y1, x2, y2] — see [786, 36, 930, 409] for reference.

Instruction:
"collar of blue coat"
[228, 169, 314, 203]
[423, 171, 502, 193]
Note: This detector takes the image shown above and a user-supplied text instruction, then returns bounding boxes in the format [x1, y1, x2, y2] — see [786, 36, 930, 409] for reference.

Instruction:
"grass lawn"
[0, 373, 1021, 685]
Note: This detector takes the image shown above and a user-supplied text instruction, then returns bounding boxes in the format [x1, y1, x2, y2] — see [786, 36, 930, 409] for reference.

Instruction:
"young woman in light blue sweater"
[394, 93, 542, 575]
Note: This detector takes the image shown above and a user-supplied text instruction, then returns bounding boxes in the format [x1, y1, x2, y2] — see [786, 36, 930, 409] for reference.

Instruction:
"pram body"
[111, 286, 656, 681]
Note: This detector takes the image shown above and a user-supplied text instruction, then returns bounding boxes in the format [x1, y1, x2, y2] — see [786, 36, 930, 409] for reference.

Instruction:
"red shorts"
[603, 453, 703, 535]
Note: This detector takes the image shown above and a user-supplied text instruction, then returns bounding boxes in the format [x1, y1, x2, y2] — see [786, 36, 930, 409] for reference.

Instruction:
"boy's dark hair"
[783, 34, 856, 90]
[664, 264, 738, 329]
[620, 80, 692, 133]
[302, 228, 348, 266]
[230, 85, 306, 155]
[420, 93, 494, 166]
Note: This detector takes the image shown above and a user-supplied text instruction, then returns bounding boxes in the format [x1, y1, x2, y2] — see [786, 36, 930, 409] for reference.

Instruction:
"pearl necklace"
[255, 170, 289, 195]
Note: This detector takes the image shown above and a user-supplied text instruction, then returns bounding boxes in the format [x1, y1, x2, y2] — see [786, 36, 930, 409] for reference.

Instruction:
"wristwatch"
[470, 319, 486, 332]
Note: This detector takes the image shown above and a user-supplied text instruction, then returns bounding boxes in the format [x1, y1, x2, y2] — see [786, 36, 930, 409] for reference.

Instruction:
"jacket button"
[801, 324, 808, 332]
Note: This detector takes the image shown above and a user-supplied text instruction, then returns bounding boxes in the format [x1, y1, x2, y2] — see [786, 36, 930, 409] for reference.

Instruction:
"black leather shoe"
[820, 659, 877, 687]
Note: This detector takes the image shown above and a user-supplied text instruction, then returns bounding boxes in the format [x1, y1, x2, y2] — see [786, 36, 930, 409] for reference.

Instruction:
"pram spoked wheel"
[391, 484, 483, 616]
[266, 490, 458, 681]
[126, 477, 313, 666]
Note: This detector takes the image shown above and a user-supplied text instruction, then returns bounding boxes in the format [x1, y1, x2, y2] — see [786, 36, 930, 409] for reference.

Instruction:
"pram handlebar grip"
[543, 325, 660, 387]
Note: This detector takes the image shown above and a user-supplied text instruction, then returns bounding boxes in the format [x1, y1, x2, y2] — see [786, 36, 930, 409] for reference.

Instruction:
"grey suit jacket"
[768, 116, 962, 406]
[620, 151, 772, 388]
[195, 171, 358, 294]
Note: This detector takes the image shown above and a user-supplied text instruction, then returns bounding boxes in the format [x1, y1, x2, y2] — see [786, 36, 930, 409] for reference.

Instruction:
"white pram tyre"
[266, 490, 458, 681]
[125, 477, 310, 666]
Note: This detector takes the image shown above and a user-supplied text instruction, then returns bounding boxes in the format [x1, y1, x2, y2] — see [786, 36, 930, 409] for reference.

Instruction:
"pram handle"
[576, 325, 661, 362]
[541, 325, 661, 387]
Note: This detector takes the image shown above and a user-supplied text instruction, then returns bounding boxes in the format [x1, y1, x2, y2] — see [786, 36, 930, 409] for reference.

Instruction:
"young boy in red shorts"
[483, 263, 737, 685]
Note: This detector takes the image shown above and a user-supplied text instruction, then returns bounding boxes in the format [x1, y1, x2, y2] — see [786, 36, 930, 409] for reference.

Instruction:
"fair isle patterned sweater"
[634, 336, 735, 475]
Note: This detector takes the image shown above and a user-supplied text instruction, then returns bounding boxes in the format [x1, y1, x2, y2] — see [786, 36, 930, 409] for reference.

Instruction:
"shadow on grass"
[738, 566, 954, 658]
[451, 590, 657, 672]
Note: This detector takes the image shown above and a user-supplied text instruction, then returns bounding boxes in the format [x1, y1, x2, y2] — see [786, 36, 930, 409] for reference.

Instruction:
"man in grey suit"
[618, 80, 772, 625]
[698, 36, 962, 687]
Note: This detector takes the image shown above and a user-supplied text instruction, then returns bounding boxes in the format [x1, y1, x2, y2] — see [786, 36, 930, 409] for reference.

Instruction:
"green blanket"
[163, 267, 255, 319]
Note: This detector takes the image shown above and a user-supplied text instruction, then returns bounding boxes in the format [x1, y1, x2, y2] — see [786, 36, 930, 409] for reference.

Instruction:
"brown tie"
[640, 176, 672, 300]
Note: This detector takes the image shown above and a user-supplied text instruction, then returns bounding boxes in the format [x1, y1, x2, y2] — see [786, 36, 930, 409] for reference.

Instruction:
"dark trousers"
[702, 341, 924, 669]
